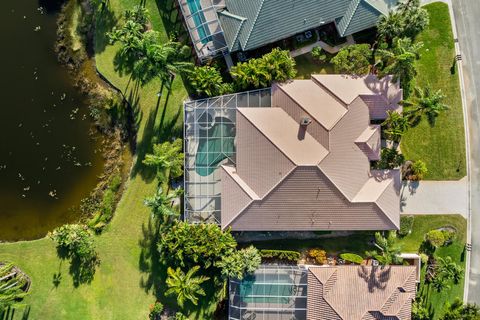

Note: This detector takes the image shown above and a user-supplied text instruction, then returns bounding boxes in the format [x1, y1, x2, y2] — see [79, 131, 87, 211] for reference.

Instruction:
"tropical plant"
[189, 65, 229, 97]
[432, 274, 451, 292]
[377, 11, 405, 44]
[230, 48, 296, 90]
[436, 256, 464, 284]
[143, 139, 184, 183]
[149, 301, 164, 320]
[366, 231, 403, 265]
[0, 263, 29, 312]
[410, 160, 428, 181]
[124, 5, 149, 26]
[144, 187, 183, 221]
[159, 222, 238, 269]
[403, 86, 448, 126]
[259, 250, 301, 262]
[173, 312, 189, 320]
[412, 296, 431, 320]
[399, 215, 414, 237]
[311, 46, 328, 63]
[339, 253, 364, 265]
[377, 37, 423, 97]
[49, 224, 96, 261]
[331, 44, 372, 75]
[382, 110, 409, 142]
[425, 229, 446, 248]
[441, 298, 480, 320]
[375, 148, 405, 169]
[165, 266, 209, 308]
[307, 249, 327, 264]
[215, 246, 261, 280]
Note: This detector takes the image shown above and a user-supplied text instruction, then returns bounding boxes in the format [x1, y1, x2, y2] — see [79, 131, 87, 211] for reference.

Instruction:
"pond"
[0, 1, 105, 241]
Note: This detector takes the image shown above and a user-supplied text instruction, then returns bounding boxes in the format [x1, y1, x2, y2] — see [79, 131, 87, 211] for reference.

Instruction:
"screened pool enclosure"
[184, 89, 271, 224]
[229, 265, 308, 320]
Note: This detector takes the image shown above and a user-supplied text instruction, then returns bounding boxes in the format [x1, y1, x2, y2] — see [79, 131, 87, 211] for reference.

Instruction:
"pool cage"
[177, 0, 228, 61]
[184, 89, 272, 224]
[229, 265, 308, 320]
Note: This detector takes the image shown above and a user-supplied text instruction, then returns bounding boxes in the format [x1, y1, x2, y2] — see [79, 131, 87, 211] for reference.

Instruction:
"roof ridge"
[241, 0, 267, 50]
[339, 0, 362, 37]
[363, 0, 388, 15]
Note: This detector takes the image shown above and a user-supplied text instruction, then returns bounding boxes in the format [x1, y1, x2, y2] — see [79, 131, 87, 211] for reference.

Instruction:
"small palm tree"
[366, 232, 403, 265]
[377, 11, 405, 43]
[143, 139, 184, 184]
[410, 160, 428, 181]
[377, 38, 423, 82]
[165, 266, 209, 308]
[0, 263, 29, 312]
[189, 66, 226, 97]
[437, 256, 464, 284]
[144, 187, 183, 221]
[403, 86, 448, 126]
[382, 110, 409, 143]
[432, 275, 451, 292]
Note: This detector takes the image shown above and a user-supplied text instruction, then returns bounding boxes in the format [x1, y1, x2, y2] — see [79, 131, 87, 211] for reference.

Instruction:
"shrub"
[399, 215, 414, 237]
[49, 224, 96, 260]
[331, 44, 372, 75]
[188, 65, 228, 97]
[442, 229, 456, 244]
[419, 253, 429, 264]
[426, 230, 446, 248]
[311, 46, 328, 63]
[307, 248, 327, 264]
[260, 249, 301, 262]
[410, 160, 428, 181]
[339, 253, 364, 264]
[149, 302, 164, 320]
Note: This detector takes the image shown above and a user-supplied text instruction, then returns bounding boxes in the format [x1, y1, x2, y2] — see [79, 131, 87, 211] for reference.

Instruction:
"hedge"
[399, 215, 414, 237]
[260, 250, 301, 262]
[339, 253, 364, 264]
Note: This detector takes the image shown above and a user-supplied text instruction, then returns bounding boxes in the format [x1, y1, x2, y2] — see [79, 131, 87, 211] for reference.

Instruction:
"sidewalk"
[400, 178, 468, 217]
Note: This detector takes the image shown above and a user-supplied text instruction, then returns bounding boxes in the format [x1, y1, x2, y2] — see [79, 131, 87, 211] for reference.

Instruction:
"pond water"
[0, 1, 104, 241]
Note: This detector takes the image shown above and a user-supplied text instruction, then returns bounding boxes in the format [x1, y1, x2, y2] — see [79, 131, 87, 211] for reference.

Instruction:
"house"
[221, 74, 403, 231]
[177, 0, 398, 61]
[228, 264, 417, 320]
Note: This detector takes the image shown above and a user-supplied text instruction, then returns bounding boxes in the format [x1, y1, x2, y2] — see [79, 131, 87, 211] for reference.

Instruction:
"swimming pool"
[186, 0, 212, 44]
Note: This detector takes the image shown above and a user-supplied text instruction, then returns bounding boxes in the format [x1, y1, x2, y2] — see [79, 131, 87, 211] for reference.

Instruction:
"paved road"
[400, 178, 467, 217]
[452, 0, 480, 304]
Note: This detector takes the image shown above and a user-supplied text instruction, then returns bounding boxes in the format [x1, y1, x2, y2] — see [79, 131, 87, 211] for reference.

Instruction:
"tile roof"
[307, 266, 417, 320]
[219, 0, 395, 52]
[221, 75, 402, 231]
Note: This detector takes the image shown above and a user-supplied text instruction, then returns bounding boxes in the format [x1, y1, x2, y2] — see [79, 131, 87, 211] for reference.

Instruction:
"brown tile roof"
[221, 75, 402, 231]
[307, 266, 417, 320]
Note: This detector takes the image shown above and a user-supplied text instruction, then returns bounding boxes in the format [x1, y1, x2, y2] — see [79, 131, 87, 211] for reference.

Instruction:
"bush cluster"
[426, 229, 456, 248]
[259, 249, 301, 262]
[339, 253, 364, 265]
[399, 215, 414, 237]
[307, 248, 327, 264]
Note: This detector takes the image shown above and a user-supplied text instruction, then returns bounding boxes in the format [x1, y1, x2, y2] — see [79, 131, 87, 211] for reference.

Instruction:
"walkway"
[400, 178, 468, 217]
[290, 35, 355, 57]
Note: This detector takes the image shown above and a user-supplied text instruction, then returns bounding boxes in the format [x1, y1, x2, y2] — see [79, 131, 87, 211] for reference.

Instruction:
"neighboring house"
[221, 74, 403, 231]
[229, 264, 417, 320]
[177, 0, 397, 61]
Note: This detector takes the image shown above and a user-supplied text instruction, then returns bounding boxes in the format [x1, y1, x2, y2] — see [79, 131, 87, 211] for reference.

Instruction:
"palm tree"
[436, 256, 464, 284]
[0, 263, 28, 312]
[403, 86, 448, 126]
[144, 187, 183, 221]
[431, 274, 450, 292]
[377, 11, 405, 44]
[377, 38, 423, 85]
[382, 110, 409, 143]
[165, 266, 209, 308]
[189, 66, 225, 97]
[143, 139, 184, 184]
[366, 232, 403, 265]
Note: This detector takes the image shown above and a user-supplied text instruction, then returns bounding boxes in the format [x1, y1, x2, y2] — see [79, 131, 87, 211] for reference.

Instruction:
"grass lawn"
[401, 2, 466, 180]
[0, 0, 218, 319]
[294, 53, 334, 79]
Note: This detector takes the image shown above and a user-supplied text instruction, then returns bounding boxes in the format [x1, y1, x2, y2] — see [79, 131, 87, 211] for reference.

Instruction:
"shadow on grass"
[54, 246, 99, 288]
[0, 306, 30, 320]
[94, 3, 118, 55]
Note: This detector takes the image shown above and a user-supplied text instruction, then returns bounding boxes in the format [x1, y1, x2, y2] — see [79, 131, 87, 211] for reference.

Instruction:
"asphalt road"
[452, 0, 480, 304]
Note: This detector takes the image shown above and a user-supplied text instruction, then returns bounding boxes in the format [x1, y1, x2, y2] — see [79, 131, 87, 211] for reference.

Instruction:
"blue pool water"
[187, 0, 212, 44]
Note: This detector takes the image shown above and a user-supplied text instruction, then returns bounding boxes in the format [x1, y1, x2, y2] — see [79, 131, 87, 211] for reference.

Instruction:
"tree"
[366, 231, 403, 265]
[331, 44, 372, 75]
[144, 187, 183, 222]
[426, 229, 446, 248]
[441, 299, 480, 320]
[412, 296, 431, 320]
[49, 224, 96, 261]
[410, 160, 428, 180]
[215, 246, 261, 280]
[189, 65, 230, 97]
[159, 222, 238, 269]
[403, 86, 448, 126]
[0, 263, 29, 312]
[436, 256, 464, 284]
[377, 37, 423, 97]
[230, 48, 296, 90]
[375, 148, 405, 169]
[377, 11, 405, 44]
[382, 110, 409, 142]
[165, 266, 209, 308]
[143, 139, 184, 183]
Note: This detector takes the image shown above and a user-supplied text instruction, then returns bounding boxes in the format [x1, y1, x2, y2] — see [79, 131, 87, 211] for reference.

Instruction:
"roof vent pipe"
[300, 117, 312, 126]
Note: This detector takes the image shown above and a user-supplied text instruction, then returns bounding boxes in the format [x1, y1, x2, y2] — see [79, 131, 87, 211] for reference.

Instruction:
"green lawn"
[294, 53, 334, 79]
[401, 2, 466, 180]
[0, 0, 208, 319]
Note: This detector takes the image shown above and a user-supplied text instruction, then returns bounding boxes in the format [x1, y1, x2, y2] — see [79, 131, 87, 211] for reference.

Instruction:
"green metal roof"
[220, 0, 396, 52]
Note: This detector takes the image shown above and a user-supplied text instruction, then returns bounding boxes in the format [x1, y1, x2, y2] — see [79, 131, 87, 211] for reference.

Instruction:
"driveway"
[452, 0, 480, 304]
[400, 178, 467, 217]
